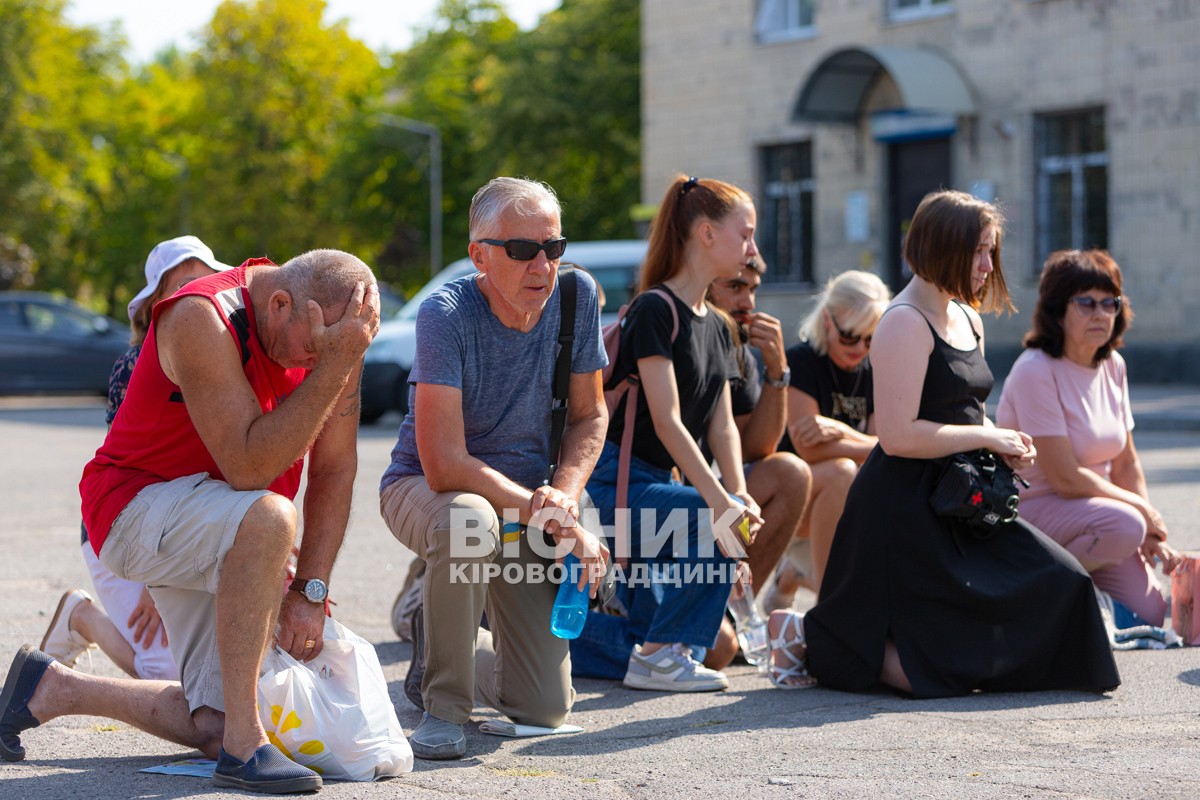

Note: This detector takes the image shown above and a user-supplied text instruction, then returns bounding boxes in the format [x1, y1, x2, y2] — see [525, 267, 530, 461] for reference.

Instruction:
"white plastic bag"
[257, 617, 413, 781]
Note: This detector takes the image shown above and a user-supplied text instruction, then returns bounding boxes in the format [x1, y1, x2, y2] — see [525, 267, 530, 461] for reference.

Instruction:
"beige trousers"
[380, 475, 574, 726]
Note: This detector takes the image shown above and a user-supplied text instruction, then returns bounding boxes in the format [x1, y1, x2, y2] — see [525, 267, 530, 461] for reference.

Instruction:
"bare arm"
[413, 376, 610, 591]
[1037, 432, 1168, 541]
[736, 313, 788, 462]
[278, 368, 364, 658]
[545, 370, 607, 504]
[414, 382, 538, 516]
[706, 382, 749, 498]
[871, 304, 1033, 463]
[785, 387, 877, 465]
[156, 285, 376, 490]
[639, 357, 761, 553]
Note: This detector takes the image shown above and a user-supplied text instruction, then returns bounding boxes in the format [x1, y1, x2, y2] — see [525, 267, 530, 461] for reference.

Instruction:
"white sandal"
[768, 611, 817, 689]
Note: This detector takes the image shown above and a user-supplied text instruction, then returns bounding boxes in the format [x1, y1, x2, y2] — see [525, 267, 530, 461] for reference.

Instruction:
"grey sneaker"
[403, 602, 425, 711]
[390, 559, 425, 641]
[623, 643, 729, 692]
[410, 711, 465, 760]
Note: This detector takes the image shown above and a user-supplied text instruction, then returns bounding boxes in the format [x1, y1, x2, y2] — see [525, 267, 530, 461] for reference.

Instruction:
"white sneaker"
[40, 589, 96, 668]
[623, 643, 729, 692]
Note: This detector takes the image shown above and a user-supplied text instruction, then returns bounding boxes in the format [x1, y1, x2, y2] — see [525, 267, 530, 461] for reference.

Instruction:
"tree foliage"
[483, 0, 640, 243]
[1, 0, 641, 313]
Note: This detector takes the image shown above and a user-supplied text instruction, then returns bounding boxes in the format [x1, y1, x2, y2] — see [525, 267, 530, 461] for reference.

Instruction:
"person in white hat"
[6, 246, 380, 794]
[39, 236, 233, 684]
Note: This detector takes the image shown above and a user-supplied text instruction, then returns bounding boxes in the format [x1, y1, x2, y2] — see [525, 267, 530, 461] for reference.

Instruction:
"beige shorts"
[98, 472, 270, 713]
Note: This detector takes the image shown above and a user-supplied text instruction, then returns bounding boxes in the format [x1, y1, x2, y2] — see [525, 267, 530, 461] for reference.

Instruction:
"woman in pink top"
[996, 249, 1181, 625]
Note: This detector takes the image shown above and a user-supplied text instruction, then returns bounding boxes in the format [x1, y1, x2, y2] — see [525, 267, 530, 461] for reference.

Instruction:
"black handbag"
[929, 449, 1028, 534]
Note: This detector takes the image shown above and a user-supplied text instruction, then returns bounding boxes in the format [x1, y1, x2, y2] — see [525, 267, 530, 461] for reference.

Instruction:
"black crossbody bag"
[548, 266, 616, 608]
[929, 449, 1029, 535]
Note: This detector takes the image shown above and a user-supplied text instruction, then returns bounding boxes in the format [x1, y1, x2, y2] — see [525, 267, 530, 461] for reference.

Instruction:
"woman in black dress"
[772, 190, 1119, 696]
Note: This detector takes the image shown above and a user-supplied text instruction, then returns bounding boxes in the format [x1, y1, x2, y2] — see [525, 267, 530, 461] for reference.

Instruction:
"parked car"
[0, 291, 129, 395]
[360, 240, 648, 423]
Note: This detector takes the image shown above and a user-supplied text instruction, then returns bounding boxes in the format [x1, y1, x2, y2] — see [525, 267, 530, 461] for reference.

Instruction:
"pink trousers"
[1019, 493, 1168, 626]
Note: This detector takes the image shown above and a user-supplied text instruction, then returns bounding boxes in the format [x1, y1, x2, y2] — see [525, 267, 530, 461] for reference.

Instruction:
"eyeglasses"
[477, 237, 567, 261]
[830, 314, 872, 347]
[1068, 296, 1122, 315]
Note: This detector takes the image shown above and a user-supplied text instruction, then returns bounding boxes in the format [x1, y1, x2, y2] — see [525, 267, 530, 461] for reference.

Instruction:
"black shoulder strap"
[229, 307, 254, 366]
[546, 266, 577, 485]
[951, 299, 982, 342]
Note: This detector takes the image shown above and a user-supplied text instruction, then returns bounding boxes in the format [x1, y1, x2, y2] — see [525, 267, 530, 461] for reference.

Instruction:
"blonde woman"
[768, 270, 890, 602]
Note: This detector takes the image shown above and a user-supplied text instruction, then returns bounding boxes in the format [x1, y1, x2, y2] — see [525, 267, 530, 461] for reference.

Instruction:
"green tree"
[341, 0, 522, 289]
[483, 0, 640, 241]
[0, 0, 126, 297]
[184, 0, 383, 263]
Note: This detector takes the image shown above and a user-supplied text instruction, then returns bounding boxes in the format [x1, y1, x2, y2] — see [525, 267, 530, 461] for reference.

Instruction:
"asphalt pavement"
[1, 391, 1198, 799]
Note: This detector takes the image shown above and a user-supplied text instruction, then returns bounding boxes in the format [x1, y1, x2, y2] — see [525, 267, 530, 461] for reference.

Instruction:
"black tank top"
[887, 301, 991, 426]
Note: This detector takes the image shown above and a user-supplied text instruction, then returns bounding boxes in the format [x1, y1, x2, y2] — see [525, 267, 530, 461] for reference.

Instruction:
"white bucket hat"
[127, 235, 233, 319]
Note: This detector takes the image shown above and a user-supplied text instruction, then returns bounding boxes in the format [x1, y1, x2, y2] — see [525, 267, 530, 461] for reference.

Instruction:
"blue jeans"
[573, 441, 734, 674]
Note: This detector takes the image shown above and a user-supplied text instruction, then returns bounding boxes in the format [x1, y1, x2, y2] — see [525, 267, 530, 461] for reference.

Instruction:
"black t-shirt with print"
[780, 341, 873, 453]
[607, 287, 738, 471]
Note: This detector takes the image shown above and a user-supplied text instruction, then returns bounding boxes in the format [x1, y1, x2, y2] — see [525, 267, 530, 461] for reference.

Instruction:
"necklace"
[826, 355, 868, 430]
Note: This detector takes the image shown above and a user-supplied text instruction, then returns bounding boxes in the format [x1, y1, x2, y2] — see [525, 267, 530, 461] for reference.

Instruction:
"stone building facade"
[642, 0, 1200, 379]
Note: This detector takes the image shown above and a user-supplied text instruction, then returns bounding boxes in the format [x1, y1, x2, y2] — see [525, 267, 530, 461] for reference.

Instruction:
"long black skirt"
[806, 447, 1120, 697]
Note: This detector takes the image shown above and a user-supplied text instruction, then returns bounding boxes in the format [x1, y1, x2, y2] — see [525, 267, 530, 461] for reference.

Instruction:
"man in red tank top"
[2, 248, 379, 794]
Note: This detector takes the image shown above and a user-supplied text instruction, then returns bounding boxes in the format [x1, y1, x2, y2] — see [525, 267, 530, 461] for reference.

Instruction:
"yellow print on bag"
[266, 704, 327, 774]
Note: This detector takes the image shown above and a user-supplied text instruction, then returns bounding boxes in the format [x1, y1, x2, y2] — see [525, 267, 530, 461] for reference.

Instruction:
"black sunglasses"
[1068, 296, 1122, 315]
[478, 237, 567, 261]
[830, 314, 872, 347]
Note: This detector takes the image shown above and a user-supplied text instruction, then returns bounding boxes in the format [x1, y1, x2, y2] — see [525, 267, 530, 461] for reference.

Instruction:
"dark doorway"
[886, 138, 951, 291]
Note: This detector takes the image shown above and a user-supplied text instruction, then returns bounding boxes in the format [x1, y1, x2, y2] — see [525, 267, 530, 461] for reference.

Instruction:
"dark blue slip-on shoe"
[1, 644, 52, 763]
[212, 743, 322, 794]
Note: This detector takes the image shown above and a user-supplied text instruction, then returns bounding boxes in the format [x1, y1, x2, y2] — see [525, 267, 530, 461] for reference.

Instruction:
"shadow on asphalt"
[1178, 668, 1200, 687]
[0, 407, 105, 429]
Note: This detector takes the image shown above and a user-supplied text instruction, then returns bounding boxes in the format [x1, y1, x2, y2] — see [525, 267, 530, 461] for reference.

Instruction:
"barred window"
[759, 142, 814, 284]
[1035, 108, 1109, 268]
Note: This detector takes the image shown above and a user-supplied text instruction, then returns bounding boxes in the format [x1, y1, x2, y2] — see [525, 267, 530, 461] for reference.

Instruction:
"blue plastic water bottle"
[550, 552, 589, 639]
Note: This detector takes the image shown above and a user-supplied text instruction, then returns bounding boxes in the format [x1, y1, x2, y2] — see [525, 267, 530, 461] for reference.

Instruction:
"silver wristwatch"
[289, 578, 329, 604]
[764, 366, 791, 389]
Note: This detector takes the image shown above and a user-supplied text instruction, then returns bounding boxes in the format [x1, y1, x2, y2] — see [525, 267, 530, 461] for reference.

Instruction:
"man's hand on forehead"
[306, 281, 381, 367]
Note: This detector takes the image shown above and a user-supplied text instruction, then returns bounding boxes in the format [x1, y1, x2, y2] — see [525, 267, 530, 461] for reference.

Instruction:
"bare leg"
[69, 601, 138, 678]
[880, 639, 912, 693]
[702, 616, 739, 670]
[745, 454, 811, 594]
[215, 494, 297, 761]
[797, 458, 858, 596]
[25, 662, 222, 756]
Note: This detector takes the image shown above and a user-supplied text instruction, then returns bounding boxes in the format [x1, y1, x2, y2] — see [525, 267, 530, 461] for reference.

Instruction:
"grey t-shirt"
[381, 269, 607, 492]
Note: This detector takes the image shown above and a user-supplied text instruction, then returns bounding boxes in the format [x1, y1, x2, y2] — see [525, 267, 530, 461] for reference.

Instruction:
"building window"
[760, 142, 814, 284]
[888, 0, 953, 23]
[755, 0, 816, 43]
[1035, 108, 1108, 267]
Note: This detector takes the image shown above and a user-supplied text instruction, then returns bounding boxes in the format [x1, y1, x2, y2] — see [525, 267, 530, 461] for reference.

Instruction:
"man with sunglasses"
[379, 177, 610, 760]
[701, 257, 812, 666]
